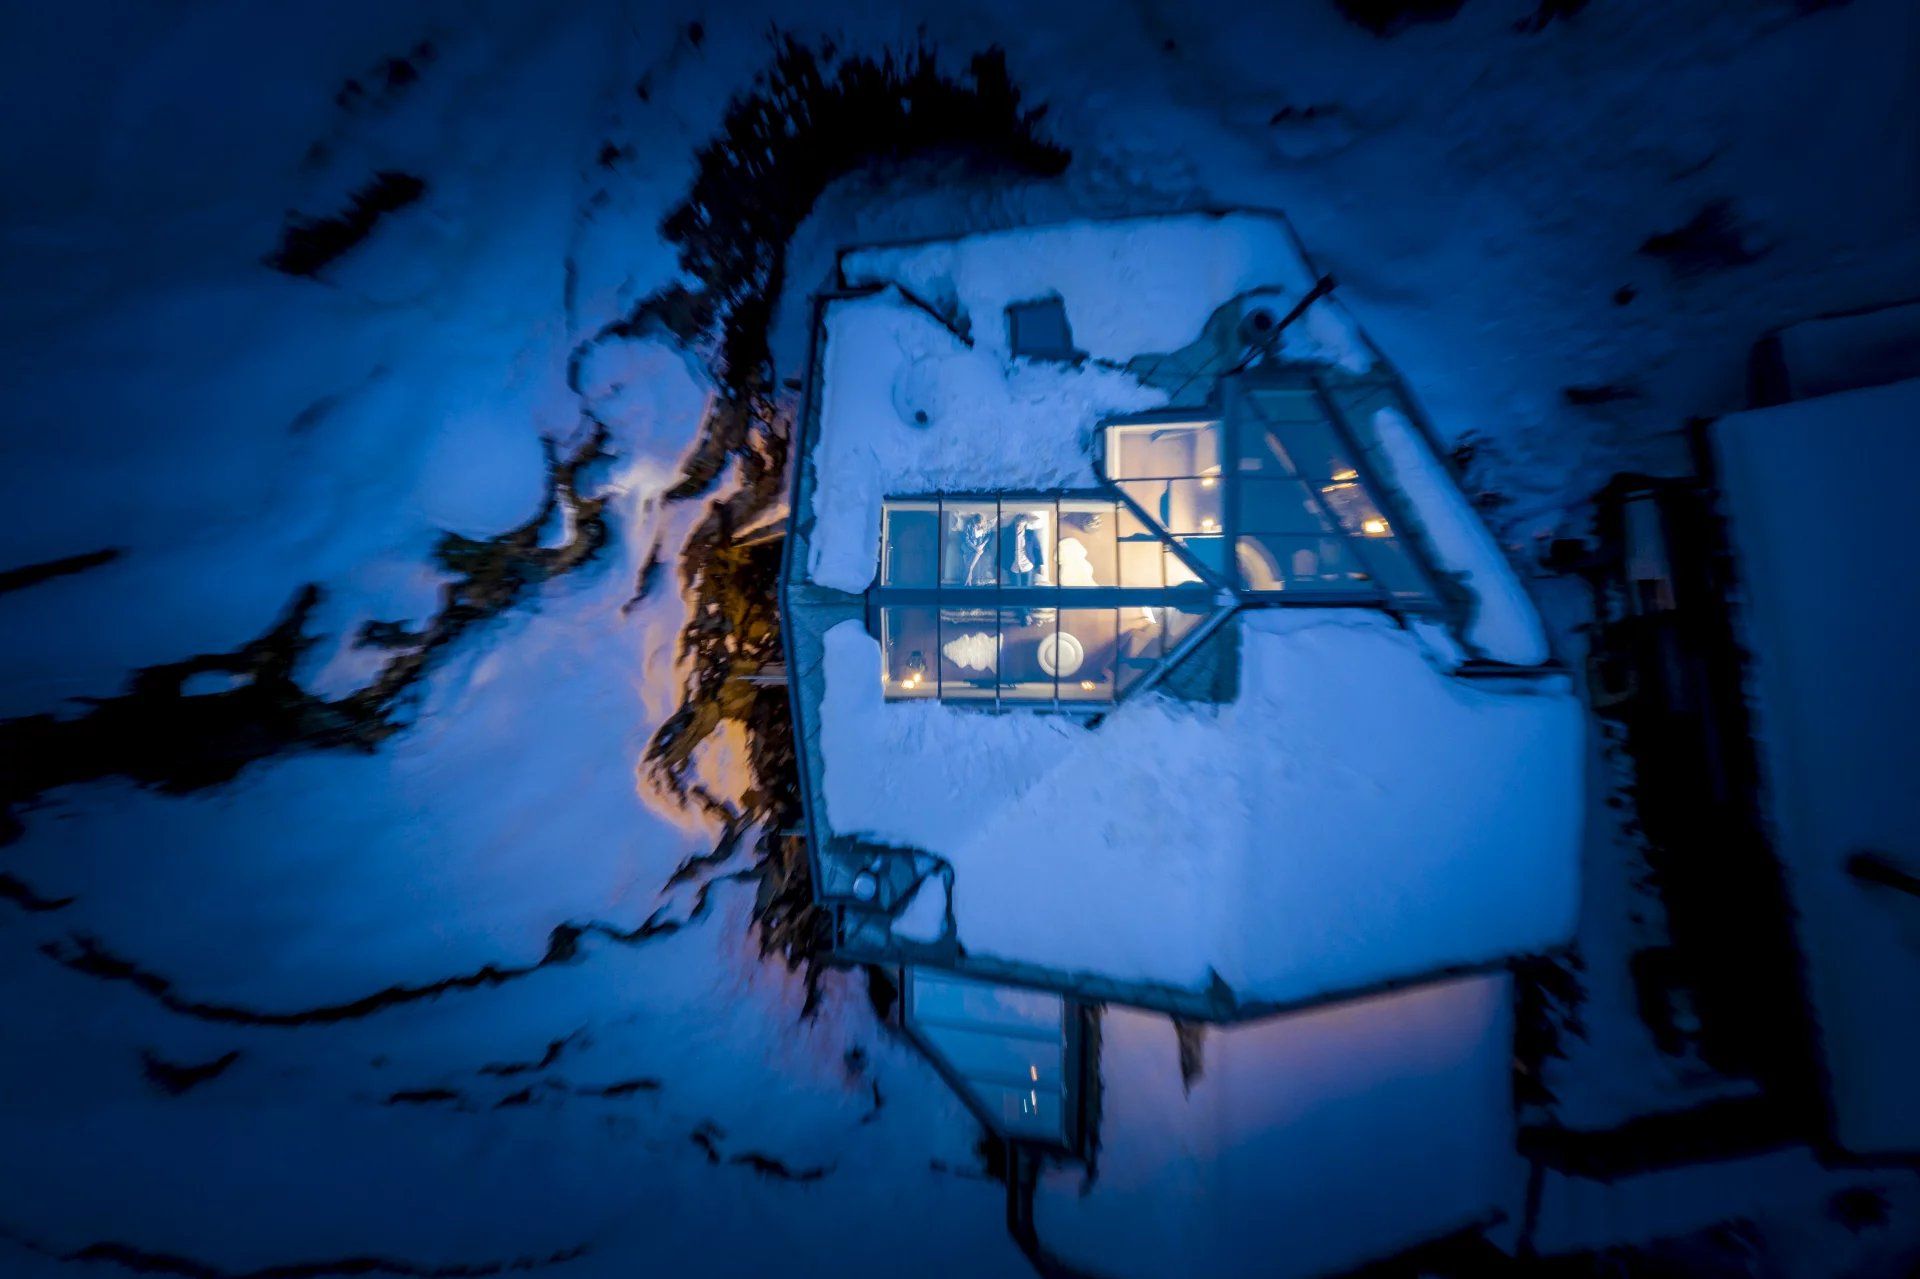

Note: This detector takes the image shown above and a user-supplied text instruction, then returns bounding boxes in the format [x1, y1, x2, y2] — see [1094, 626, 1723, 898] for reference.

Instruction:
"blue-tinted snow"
[841, 213, 1355, 365]
[1711, 377, 1920, 1156]
[805, 289, 1163, 592]
[3, 0, 1919, 1272]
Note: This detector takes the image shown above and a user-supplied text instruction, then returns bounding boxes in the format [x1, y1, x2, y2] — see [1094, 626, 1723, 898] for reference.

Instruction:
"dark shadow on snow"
[0, 428, 611, 848]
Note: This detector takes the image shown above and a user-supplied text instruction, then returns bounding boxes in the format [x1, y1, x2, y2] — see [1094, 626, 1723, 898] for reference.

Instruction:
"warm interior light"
[1361, 517, 1390, 536]
[1199, 516, 1218, 532]
[1199, 475, 1217, 489]
[1332, 468, 1359, 482]
[1079, 680, 1096, 691]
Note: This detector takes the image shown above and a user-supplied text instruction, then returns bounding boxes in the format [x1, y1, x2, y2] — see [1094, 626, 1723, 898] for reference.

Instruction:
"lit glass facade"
[870, 374, 1439, 707]
[1101, 383, 1435, 602]
[905, 968, 1077, 1144]
[873, 494, 1214, 706]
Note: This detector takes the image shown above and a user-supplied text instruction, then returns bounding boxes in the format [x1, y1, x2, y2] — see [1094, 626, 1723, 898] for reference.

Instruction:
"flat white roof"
[1711, 375, 1920, 1155]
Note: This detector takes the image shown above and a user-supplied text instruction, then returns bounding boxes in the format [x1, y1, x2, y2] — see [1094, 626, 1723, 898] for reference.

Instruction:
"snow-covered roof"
[1710, 375, 1920, 1156]
[841, 213, 1334, 364]
[784, 212, 1581, 1011]
[804, 289, 1161, 594]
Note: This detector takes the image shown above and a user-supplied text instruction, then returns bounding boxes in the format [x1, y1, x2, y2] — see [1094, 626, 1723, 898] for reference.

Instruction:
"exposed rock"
[1330, 0, 1467, 37]
[0, 547, 121, 596]
[1562, 383, 1644, 407]
[0, 1227, 585, 1279]
[385, 1088, 463, 1106]
[479, 1031, 586, 1078]
[0, 871, 74, 913]
[1172, 1019, 1207, 1094]
[266, 172, 427, 278]
[1639, 200, 1771, 278]
[1514, 0, 1592, 34]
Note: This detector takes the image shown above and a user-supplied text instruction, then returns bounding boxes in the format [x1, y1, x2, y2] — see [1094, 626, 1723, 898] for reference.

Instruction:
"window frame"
[868, 371, 1448, 710]
[1096, 377, 1444, 607]
[870, 490, 1215, 709]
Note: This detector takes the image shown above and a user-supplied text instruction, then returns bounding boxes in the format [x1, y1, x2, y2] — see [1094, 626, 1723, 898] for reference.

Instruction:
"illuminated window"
[905, 968, 1076, 1145]
[871, 495, 1216, 708]
[870, 376, 1438, 709]
[1100, 384, 1437, 603]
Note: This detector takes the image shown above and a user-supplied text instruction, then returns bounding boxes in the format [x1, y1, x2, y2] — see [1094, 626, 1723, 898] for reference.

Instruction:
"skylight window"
[1100, 377, 1438, 603]
[871, 494, 1214, 706]
[1005, 296, 1077, 360]
[1234, 385, 1434, 600]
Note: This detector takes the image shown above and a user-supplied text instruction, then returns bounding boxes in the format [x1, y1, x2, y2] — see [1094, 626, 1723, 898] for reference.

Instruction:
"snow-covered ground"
[4, 0, 1919, 1274]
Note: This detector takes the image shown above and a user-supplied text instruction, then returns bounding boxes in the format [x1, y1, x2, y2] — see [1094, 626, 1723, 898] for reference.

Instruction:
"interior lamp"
[1361, 518, 1390, 536]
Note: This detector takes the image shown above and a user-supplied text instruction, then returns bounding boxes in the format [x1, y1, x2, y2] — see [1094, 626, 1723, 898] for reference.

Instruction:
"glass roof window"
[905, 968, 1076, 1145]
[872, 494, 1216, 707]
[1103, 417, 1227, 580]
[1100, 383, 1438, 605]
[1236, 387, 1434, 602]
[1006, 296, 1078, 361]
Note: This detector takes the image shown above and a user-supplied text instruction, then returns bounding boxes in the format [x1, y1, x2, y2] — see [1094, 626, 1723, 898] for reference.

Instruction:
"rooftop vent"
[1240, 305, 1280, 350]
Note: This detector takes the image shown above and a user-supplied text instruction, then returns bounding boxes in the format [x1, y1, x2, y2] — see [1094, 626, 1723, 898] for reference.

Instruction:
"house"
[778, 212, 1584, 1273]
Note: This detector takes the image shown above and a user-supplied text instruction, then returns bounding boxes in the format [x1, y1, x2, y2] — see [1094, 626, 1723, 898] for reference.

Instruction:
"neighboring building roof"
[781, 211, 1582, 1016]
[1710, 374, 1920, 1156]
[1747, 296, 1920, 407]
[1030, 974, 1521, 1279]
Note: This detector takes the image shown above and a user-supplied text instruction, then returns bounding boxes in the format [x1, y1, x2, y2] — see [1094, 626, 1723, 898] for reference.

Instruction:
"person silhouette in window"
[958, 512, 993, 586]
[1005, 513, 1046, 587]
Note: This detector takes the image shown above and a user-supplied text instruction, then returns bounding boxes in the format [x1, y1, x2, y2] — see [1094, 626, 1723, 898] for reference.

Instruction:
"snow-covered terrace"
[782, 212, 1583, 1012]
